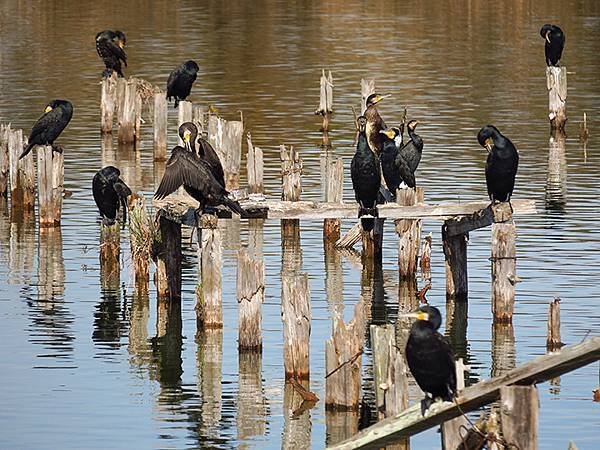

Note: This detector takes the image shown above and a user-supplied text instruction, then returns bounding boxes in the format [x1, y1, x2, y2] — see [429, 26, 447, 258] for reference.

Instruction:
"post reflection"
[237, 351, 268, 446]
[491, 322, 516, 377]
[128, 283, 151, 370]
[545, 131, 567, 210]
[197, 329, 223, 441]
[283, 380, 312, 450]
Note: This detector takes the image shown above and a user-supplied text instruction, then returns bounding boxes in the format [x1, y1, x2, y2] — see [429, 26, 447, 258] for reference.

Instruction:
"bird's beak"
[484, 137, 494, 152]
[379, 129, 395, 139]
[399, 311, 429, 321]
[183, 131, 191, 143]
[545, 30, 551, 44]
[119, 41, 125, 49]
[44, 106, 53, 113]
[374, 93, 392, 104]
[414, 120, 421, 126]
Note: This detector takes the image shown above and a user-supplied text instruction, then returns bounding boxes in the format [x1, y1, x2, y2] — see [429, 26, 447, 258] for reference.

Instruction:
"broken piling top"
[246, 132, 264, 194]
[315, 69, 334, 116]
[280, 145, 302, 202]
[208, 113, 244, 191]
[546, 66, 567, 131]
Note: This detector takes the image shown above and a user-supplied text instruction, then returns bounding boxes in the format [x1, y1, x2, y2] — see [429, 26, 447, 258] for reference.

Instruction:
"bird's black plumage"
[179, 122, 225, 188]
[92, 166, 132, 227]
[95, 30, 127, 78]
[380, 125, 415, 197]
[20, 100, 73, 160]
[540, 24, 565, 67]
[351, 116, 381, 232]
[398, 120, 423, 177]
[478, 125, 519, 203]
[154, 143, 243, 216]
[166, 61, 200, 108]
[405, 305, 456, 416]
[364, 93, 388, 156]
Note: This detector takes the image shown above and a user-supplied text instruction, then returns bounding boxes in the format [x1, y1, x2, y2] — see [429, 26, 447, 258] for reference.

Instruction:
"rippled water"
[1, 1, 599, 449]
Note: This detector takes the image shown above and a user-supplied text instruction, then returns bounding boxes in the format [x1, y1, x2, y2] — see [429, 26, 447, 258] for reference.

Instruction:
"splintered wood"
[37, 145, 64, 227]
[282, 273, 311, 380]
[396, 187, 424, 278]
[8, 129, 35, 213]
[246, 132, 264, 194]
[546, 66, 567, 131]
[237, 248, 264, 351]
[546, 297, 563, 350]
[280, 144, 302, 202]
[321, 152, 344, 242]
[316, 69, 334, 131]
[208, 114, 243, 190]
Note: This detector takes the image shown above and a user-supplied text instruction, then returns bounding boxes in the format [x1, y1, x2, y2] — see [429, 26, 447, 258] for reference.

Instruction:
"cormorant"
[364, 93, 389, 155]
[478, 125, 519, 204]
[154, 143, 243, 216]
[19, 100, 73, 160]
[95, 30, 127, 78]
[403, 305, 456, 416]
[379, 125, 415, 197]
[351, 116, 381, 232]
[179, 122, 225, 188]
[92, 166, 132, 228]
[398, 120, 423, 179]
[540, 24, 565, 67]
[166, 61, 200, 108]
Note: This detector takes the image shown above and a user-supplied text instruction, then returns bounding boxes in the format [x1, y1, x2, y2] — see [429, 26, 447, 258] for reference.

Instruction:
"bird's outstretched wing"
[154, 147, 212, 200]
[197, 138, 225, 188]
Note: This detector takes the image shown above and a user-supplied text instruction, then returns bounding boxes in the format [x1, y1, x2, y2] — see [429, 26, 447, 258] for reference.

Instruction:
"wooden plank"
[326, 337, 600, 450]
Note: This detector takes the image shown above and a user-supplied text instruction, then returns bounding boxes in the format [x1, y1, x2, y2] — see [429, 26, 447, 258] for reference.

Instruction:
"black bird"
[351, 116, 381, 232]
[19, 100, 73, 160]
[179, 122, 225, 188]
[379, 125, 415, 197]
[398, 119, 423, 177]
[95, 30, 127, 78]
[154, 143, 243, 216]
[404, 305, 456, 416]
[364, 93, 390, 156]
[92, 166, 132, 228]
[166, 60, 200, 108]
[540, 24, 565, 67]
[478, 125, 519, 204]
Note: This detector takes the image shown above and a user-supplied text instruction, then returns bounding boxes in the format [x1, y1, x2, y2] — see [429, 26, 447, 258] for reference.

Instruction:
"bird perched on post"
[540, 24, 565, 67]
[379, 125, 414, 198]
[95, 30, 127, 78]
[403, 305, 456, 416]
[19, 100, 73, 160]
[478, 125, 519, 206]
[398, 120, 423, 181]
[166, 60, 200, 108]
[92, 166, 132, 228]
[179, 122, 225, 188]
[351, 116, 381, 232]
[364, 93, 390, 156]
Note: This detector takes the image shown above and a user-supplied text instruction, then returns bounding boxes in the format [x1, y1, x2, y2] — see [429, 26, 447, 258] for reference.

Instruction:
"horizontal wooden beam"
[153, 194, 538, 225]
[444, 202, 513, 237]
[327, 337, 600, 450]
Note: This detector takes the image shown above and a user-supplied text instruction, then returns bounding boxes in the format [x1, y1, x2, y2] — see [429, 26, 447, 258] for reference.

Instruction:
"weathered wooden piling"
[8, 129, 35, 213]
[321, 152, 344, 242]
[547, 297, 563, 350]
[153, 214, 182, 301]
[442, 226, 468, 301]
[441, 358, 469, 450]
[237, 248, 264, 351]
[420, 232, 432, 281]
[396, 187, 424, 278]
[193, 104, 207, 137]
[208, 113, 244, 190]
[545, 131, 567, 209]
[282, 273, 311, 380]
[500, 385, 539, 450]
[100, 222, 120, 285]
[315, 69, 334, 132]
[196, 213, 223, 329]
[360, 78, 376, 113]
[128, 194, 153, 284]
[153, 92, 168, 160]
[491, 221, 517, 323]
[280, 144, 302, 202]
[177, 101, 193, 144]
[325, 299, 364, 410]
[100, 72, 118, 133]
[0, 124, 10, 199]
[246, 132, 264, 194]
[118, 78, 140, 144]
[546, 66, 567, 131]
[37, 145, 64, 227]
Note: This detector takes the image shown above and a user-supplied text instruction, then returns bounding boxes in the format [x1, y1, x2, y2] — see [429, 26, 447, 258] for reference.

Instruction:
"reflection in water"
[283, 380, 312, 450]
[545, 131, 567, 210]
[8, 212, 36, 285]
[153, 299, 183, 393]
[128, 284, 152, 371]
[324, 245, 344, 321]
[325, 410, 358, 447]
[237, 351, 268, 447]
[197, 329, 223, 441]
[491, 322, 516, 378]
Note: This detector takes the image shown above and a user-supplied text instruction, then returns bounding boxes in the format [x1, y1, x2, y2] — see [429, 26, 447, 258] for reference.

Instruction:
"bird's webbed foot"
[51, 144, 64, 155]
[420, 396, 434, 417]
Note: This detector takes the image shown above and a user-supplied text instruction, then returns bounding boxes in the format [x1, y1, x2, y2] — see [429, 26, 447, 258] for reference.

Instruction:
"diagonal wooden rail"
[327, 337, 600, 450]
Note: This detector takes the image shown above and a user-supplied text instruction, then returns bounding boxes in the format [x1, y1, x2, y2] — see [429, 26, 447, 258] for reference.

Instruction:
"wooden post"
[115, 77, 127, 124]
[153, 92, 168, 160]
[100, 222, 120, 286]
[282, 273, 311, 380]
[193, 104, 207, 137]
[101, 72, 118, 133]
[441, 358, 470, 450]
[128, 194, 153, 284]
[237, 248, 264, 351]
[208, 113, 244, 190]
[491, 222, 517, 323]
[280, 144, 302, 202]
[420, 232, 432, 282]
[546, 66, 567, 132]
[246, 132, 264, 194]
[0, 124, 10, 200]
[547, 297, 563, 350]
[315, 69, 334, 132]
[118, 79, 138, 144]
[321, 153, 343, 242]
[361, 219, 384, 263]
[153, 215, 182, 301]
[442, 225, 468, 301]
[545, 131, 567, 209]
[37, 145, 64, 227]
[196, 213, 222, 329]
[177, 101, 193, 145]
[499, 386, 539, 450]
[396, 187, 424, 278]
[8, 129, 35, 213]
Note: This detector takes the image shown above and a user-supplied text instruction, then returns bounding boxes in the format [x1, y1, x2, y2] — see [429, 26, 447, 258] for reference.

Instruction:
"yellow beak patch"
[44, 106, 53, 113]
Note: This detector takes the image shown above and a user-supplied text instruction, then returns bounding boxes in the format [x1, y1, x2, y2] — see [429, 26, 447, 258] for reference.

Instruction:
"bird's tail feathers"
[223, 196, 244, 216]
[18, 142, 34, 160]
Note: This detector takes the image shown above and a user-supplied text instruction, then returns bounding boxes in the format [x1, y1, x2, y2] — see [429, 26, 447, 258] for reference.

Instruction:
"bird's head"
[477, 125, 500, 152]
[184, 60, 200, 73]
[179, 122, 198, 152]
[540, 24, 553, 43]
[357, 115, 367, 133]
[401, 305, 442, 330]
[407, 119, 420, 132]
[365, 93, 391, 108]
[115, 30, 126, 48]
[44, 99, 71, 114]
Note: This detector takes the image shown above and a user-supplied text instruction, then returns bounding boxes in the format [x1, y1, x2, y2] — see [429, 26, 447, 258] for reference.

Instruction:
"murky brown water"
[1, 0, 599, 448]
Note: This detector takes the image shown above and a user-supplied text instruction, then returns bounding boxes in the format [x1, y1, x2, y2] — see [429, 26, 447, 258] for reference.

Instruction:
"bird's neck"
[408, 128, 422, 149]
